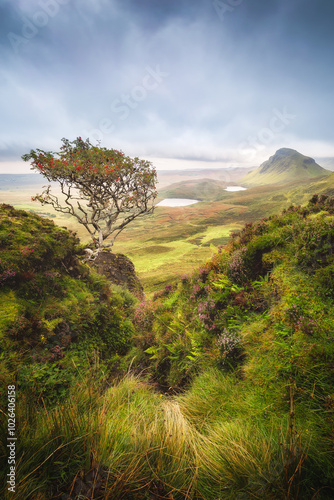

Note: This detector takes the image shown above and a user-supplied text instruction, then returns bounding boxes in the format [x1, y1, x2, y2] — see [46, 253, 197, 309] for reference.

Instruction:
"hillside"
[241, 148, 331, 186]
[1, 198, 334, 499]
[0, 204, 137, 396]
[157, 178, 228, 202]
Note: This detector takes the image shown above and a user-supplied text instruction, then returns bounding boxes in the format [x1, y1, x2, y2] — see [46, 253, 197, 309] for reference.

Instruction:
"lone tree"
[22, 137, 157, 258]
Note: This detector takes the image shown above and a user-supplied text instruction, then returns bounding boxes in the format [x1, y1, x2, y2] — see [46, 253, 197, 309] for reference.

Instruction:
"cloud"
[0, 0, 334, 170]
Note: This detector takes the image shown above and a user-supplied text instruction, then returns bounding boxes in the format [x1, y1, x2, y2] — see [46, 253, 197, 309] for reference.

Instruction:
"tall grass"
[2, 368, 330, 500]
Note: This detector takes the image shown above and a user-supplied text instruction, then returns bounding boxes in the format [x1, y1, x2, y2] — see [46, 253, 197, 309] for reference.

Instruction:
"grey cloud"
[0, 0, 334, 168]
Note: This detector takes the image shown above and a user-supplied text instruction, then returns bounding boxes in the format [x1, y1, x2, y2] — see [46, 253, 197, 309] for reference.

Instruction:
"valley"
[1, 149, 333, 294]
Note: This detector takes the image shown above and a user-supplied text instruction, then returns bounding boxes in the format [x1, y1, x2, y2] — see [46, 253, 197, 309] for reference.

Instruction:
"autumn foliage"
[22, 137, 157, 255]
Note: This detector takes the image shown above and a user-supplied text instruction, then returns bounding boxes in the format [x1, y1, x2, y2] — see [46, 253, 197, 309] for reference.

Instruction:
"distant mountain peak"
[241, 148, 330, 186]
[275, 147, 298, 155]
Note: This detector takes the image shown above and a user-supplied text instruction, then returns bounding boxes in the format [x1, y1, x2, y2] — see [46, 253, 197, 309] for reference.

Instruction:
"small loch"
[156, 198, 200, 207]
[224, 186, 247, 192]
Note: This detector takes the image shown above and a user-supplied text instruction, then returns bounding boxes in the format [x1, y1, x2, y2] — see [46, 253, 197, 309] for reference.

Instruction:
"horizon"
[0, 150, 334, 175]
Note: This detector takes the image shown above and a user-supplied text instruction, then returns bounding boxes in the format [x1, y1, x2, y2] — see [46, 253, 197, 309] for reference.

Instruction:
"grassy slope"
[1, 197, 334, 499]
[157, 178, 229, 202]
[0, 204, 137, 404]
[124, 195, 334, 498]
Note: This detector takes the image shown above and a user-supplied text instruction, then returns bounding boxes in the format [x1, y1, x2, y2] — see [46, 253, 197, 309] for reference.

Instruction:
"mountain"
[240, 148, 331, 186]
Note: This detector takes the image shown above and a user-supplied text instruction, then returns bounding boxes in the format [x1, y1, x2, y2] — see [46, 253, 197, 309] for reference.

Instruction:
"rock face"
[91, 251, 144, 300]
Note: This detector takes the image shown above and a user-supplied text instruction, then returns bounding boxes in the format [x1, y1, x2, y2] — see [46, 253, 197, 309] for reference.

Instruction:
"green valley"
[1, 159, 334, 294]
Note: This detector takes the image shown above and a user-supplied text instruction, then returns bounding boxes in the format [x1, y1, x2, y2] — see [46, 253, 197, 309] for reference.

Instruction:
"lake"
[224, 186, 247, 192]
[156, 198, 200, 207]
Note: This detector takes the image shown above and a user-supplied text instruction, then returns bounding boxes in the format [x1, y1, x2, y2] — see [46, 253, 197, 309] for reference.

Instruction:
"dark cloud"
[1, 0, 334, 171]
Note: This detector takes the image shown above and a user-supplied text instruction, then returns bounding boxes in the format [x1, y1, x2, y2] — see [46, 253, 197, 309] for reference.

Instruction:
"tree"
[22, 137, 157, 258]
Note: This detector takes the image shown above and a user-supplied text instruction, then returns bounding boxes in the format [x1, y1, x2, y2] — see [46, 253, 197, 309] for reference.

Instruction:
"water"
[224, 186, 247, 192]
[156, 198, 200, 207]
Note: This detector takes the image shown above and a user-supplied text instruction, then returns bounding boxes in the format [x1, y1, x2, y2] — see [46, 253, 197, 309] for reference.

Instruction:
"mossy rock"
[0, 205, 135, 365]
[91, 250, 144, 300]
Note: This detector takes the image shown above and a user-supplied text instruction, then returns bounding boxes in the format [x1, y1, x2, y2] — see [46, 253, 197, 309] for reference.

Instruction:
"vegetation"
[2, 159, 334, 293]
[22, 137, 157, 257]
[158, 178, 229, 202]
[0, 204, 136, 405]
[1, 190, 334, 498]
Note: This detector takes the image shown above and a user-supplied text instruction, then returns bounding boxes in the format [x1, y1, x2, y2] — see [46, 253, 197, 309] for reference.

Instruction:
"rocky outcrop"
[91, 250, 144, 300]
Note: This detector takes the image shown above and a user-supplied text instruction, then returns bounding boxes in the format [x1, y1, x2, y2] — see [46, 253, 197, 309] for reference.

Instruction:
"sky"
[1, 0, 334, 173]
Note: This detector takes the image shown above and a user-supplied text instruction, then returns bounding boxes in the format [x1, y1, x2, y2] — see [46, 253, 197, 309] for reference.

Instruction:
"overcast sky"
[1, 0, 334, 173]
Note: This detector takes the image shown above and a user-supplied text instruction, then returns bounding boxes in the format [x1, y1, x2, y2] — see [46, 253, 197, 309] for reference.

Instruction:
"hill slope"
[1, 198, 334, 498]
[241, 148, 331, 186]
[0, 204, 137, 396]
[156, 166, 254, 189]
[157, 178, 228, 202]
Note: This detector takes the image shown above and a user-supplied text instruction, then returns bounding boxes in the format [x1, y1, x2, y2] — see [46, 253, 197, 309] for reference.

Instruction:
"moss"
[0, 204, 136, 389]
[0, 290, 20, 333]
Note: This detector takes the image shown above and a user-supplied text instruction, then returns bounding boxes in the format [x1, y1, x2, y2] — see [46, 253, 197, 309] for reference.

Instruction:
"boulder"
[91, 250, 144, 300]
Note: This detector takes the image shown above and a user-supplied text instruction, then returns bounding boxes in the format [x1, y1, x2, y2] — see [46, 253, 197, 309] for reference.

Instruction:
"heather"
[1, 196, 334, 499]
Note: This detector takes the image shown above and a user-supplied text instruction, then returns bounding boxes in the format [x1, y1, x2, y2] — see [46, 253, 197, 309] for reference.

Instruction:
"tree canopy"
[22, 137, 157, 257]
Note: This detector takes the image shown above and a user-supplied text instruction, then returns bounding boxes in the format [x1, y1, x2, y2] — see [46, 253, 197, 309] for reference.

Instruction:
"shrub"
[217, 328, 242, 364]
[226, 246, 249, 284]
[85, 302, 134, 355]
[198, 297, 219, 332]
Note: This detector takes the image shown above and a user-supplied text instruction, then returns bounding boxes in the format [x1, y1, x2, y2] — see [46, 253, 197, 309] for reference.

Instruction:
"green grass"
[0, 290, 20, 332]
[2, 197, 334, 498]
[3, 366, 331, 499]
[0, 371, 313, 500]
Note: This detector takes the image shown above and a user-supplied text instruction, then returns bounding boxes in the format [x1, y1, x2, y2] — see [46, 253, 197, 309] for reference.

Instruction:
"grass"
[2, 196, 334, 498]
[2, 367, 329, 500]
